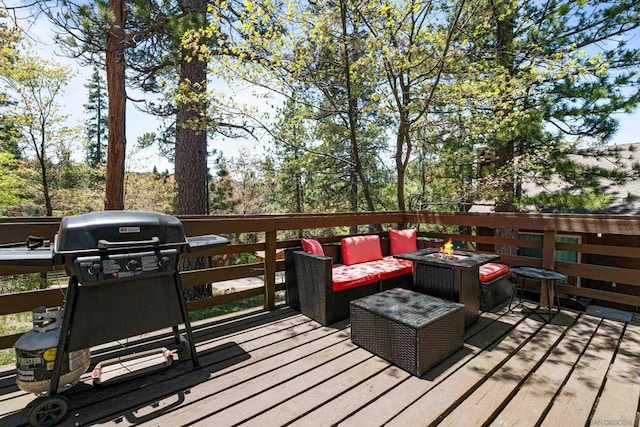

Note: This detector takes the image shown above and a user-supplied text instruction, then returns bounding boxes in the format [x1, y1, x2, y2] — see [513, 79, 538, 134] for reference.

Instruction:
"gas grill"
[0, 211, 229, 426]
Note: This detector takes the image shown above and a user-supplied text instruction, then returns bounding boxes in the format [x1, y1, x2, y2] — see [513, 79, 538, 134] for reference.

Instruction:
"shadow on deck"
[1, 302, 639, 426]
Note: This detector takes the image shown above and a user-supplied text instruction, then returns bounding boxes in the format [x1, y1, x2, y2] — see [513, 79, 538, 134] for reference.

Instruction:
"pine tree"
[83, 66, 108, 168]
[463, 0, 640, 212]
[0, 10, 21, 158]
[209, 152, 235, 214]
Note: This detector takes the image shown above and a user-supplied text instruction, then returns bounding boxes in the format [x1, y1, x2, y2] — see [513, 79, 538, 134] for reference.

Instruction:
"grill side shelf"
[0, 248, 55, 266]
[186, 234, 230, 252]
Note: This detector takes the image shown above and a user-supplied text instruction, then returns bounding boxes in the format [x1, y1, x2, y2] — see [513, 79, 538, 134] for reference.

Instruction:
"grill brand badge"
[119, 227, 140, 234]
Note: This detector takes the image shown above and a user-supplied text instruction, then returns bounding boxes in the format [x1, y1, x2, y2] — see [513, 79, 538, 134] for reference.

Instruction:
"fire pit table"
[395, 248, 499, 328]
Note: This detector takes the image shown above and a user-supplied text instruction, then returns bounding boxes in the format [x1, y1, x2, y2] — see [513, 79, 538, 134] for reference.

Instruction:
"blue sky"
[26, 12, 640, 174]
[40, 53, 265, 173]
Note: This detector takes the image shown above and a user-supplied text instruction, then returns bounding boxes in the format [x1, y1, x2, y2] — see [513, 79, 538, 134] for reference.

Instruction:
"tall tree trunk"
[340, 0, 376, 217]
[36, 134, 52, 217]
[295, 147, 303, 237]
[176, 0, 208, 216]
[493, 1, 517, 214]
[104, 0, 127, 210]
[349, 168, 358, 234]
[493, 1, 519, 254]
[97, 94, 103, 165]
[395, 116, 411, 212]
[177, 0, 209, 300]
[395, 106, 411, 229]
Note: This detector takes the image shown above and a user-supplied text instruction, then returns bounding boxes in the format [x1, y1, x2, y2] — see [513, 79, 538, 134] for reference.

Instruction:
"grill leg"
[172, 325, 181, 345]
[48, 277, 79, 395]
[174, 272, 200, 368]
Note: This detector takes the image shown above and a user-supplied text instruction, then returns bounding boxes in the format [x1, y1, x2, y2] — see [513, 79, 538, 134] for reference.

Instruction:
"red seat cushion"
[302, 238, 324, 256]
[331, 264, 379, 291]
[389, 229, 417, 255]
[341, 235, 383, 266]
[374, 257, 414, 280]
[479, 262, 509, 283]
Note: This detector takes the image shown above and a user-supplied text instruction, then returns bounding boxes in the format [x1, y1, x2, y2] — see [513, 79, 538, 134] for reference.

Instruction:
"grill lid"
[54, 211, 188, 254]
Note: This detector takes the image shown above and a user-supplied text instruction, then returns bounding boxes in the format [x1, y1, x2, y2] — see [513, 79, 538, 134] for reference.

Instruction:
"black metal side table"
[509, 266, 566, 322]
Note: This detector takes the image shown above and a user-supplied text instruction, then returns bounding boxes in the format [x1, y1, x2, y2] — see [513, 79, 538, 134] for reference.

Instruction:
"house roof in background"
[539, 142, 640, 214]
[473, 142, 640, 215]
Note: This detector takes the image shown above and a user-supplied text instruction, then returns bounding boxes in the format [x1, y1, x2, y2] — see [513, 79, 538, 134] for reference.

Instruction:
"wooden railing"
[1, 211, 639, 349]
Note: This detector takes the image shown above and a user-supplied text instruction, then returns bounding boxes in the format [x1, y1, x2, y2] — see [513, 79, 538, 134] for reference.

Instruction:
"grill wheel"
[27, 395, 69, 427]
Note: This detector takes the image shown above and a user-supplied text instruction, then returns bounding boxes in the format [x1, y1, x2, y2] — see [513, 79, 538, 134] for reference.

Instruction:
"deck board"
[0, 305, 638, 427]
[337, 306, 527, 427]
[590, 323, 640, 426]
[201, 350, 388, 427]
[385, 313, 553, 426]
[87, 319, 352, 425]
[439, 315, 574, 426]
[282, 364, 412, 427]
[540, 319, 625, 427]
[293, 308, 523, 427]
[490, 314, 601, 426]
[143, 346, 374, 426]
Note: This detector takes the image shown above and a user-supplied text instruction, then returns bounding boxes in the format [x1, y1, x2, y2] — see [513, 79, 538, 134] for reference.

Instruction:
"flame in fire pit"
[429, 238, 460, 261]
[440, 238, 454, 256]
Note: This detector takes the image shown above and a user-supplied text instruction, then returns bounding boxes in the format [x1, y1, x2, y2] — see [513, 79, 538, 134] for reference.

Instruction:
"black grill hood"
[54, 211, 188, 254]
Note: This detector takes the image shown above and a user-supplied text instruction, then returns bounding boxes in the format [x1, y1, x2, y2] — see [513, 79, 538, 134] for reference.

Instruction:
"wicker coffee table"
[350, 288, 465, 377]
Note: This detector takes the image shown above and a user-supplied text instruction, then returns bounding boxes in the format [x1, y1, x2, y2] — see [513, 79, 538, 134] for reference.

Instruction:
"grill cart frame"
[0, 211, 229, 427]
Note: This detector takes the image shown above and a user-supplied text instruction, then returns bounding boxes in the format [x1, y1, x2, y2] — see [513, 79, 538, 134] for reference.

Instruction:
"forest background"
[2, 0, 640, 364]
[1, 0, 640, 221]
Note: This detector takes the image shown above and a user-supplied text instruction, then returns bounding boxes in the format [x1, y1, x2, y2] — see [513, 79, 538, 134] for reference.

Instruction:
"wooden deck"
[1, 303, 639, 427]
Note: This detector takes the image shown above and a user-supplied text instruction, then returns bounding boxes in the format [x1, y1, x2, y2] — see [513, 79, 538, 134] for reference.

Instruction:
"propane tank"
[14, 306, 90, 395]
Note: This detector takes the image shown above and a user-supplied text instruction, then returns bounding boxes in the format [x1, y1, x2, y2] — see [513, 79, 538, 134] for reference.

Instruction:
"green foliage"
[0, 312, 31, 366]
[123, 171, 176, 213]
[209, 148, 271, 217]
[83, 66, 108, 168]
[200, 0, 640, 214]
[266, 96, 310, 213]
[521, 190, 612, 213]
[0, 11, 21, 159]
[4, 0, 639, 219]
[0, 152, 23, 209]
[205, 2, 397, 213]
[234, 252, 257, 265]
[209, 151, 235, 213]
[395, 0, 640, 212]
[0, 51, 80, 216]
[0, 274, 51, 294]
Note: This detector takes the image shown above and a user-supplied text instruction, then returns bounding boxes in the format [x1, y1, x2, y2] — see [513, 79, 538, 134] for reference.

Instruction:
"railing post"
[542, 230, 556, 270]
[264, 229, 277, 310]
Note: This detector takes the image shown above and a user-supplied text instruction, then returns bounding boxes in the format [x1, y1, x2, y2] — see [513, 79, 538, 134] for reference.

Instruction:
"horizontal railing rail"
[1, 210, 639, 350]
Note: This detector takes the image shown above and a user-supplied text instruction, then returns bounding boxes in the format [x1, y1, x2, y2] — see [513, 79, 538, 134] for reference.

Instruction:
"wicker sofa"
[285, 232, 513, 325]
[288, 234, 415, 326]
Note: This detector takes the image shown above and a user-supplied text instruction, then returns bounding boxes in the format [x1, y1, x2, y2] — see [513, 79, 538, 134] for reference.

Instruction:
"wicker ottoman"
[350, 288, 465, 377]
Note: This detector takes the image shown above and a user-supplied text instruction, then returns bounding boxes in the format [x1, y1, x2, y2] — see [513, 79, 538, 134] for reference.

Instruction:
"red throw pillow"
[389, 229, 417, 255]
[341, 235, 383, 265]
[302, 238, 324, 256]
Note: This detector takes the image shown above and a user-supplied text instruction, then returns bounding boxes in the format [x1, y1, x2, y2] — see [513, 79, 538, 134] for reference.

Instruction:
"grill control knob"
[126, 260, 140, 271]
[89, 263, 102, 275]
[158, 256, 171, 269]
